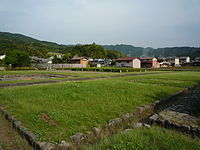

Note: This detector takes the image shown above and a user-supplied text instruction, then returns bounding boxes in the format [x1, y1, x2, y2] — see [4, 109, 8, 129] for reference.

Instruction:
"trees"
[52, 55, 62, 64]
[62, 53, 73, 63]
[66, 43, 124, 59]
[5, 50, 31, 67]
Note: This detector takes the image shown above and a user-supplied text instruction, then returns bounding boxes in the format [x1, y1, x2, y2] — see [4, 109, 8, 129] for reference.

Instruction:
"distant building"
[140, 57, 157, 68]
[179, 57, 190, 65]
[194, 57, 200, 62]
[166, 57, 180, 67]
[70, 57, 88, 68]
[159, 60, 171, 68]
[89, 59, 102, 67]
[156, 58, 171, 68]
[31, 56, 53, 69]
[193, 57, 200, 66]
[116, 57, 141, 68]
[89, 58, 112, 67]
[31, 56, 52, 64]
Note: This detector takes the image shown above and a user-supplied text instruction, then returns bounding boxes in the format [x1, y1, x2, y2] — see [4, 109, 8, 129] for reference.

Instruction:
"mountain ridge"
[0, 32, 200, 59]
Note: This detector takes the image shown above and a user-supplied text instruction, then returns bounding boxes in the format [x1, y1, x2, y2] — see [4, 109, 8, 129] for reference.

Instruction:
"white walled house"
[166, 57, 180, 67]
[116, 57, 141, 68]
[179, 57, 190, 65]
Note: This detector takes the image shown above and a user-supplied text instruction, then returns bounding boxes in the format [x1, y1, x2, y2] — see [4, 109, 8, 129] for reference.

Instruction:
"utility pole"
[163, 49, 165, 58]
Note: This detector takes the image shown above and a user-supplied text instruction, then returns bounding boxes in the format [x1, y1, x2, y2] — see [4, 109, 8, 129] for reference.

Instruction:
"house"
[103, 59, 112, 66]
[70, 57, 88, 68]
[192, 57, 200, 66]
[159, 60, 171, 68]
[156, 58, 171, 68]
[194, 57, 200, 62]
[179, 57, 190, 65]
[166, 57, 180, 67]
[31, 56, 52, 64]
[116, 57, 141, 68]
[89, 59, 102, 67]
[31, 56, 53, 69]
[140, 57, 157, 68]
[89, 59, 112, 67]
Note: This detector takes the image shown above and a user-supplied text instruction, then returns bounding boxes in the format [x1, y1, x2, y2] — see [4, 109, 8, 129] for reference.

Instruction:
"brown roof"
[116, 57, 138, 61]
[71, 57, 87, 61]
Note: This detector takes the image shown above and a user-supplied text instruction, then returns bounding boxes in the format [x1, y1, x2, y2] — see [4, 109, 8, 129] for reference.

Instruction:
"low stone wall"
[149, 85, 200, 138]
[150, 112, 200, 138]
[59, 86, 196, 150]
[0, 106, 55, 150]
[0, 85, 197, 150]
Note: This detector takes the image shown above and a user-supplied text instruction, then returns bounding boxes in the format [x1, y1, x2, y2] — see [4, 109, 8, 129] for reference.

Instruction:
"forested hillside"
[1, 32, 199, 59]
[0, 32, 123, 59]
[103, 45, 200, 59]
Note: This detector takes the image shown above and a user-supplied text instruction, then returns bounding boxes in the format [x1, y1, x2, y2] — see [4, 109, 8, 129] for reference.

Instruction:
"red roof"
[116, 57, 138, 61]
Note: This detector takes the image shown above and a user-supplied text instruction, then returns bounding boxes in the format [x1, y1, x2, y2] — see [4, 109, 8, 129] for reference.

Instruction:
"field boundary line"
[0, 72, 170, 88]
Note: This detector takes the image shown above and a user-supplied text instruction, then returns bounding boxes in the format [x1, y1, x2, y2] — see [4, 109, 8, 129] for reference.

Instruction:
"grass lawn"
[0, 70, 119, 84]
[86, 126, 200, 150]
[0, 71, 200, 144]
[0, 70, 163, 85]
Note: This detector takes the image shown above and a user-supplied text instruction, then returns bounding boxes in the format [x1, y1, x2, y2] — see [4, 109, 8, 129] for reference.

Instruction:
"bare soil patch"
[41, 113, 58, 126]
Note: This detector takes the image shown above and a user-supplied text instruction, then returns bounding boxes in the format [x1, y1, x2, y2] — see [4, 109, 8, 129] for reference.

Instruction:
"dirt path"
[0, 114, 33, 150]
[0, 72, 167, 88]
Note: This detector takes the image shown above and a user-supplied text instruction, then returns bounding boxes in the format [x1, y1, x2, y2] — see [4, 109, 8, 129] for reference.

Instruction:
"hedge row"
[56, 67, 151, 72]
[2, 66, 200, 72]
[56, 67, 200, 72]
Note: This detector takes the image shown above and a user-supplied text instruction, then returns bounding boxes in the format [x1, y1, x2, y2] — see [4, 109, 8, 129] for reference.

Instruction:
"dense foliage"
[103, 44, 200, 59]
[4, 50, 31, 67]
[56, 66, 200, 72]
[67, 43, 124, 59]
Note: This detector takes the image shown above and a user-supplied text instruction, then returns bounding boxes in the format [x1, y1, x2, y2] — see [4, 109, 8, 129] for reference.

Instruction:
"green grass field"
[0, 70, 118, 84]
[0, 71, 200, 144]
[86, 126, 200, 150]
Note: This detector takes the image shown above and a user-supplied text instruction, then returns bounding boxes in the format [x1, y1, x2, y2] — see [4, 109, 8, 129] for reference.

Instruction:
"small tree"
[5, 50, 31, 67]
[52, 55, 62, 64]
[62, 53, 73, 63]
[0, 59, 5, 66]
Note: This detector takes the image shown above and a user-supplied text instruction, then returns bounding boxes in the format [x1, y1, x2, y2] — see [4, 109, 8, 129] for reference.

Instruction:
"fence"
[0, 67, 5, 71]
[34, 64, 84, 69]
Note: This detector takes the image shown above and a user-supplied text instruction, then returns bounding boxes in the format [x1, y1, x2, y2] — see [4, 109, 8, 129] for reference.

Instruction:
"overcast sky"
[0, 0, 200, 48]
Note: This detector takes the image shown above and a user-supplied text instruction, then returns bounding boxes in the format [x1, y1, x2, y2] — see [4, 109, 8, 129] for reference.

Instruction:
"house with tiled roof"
[70, 57, 88, 68]
[116, 57, 141, 68]
[140, 57, 158, 68]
